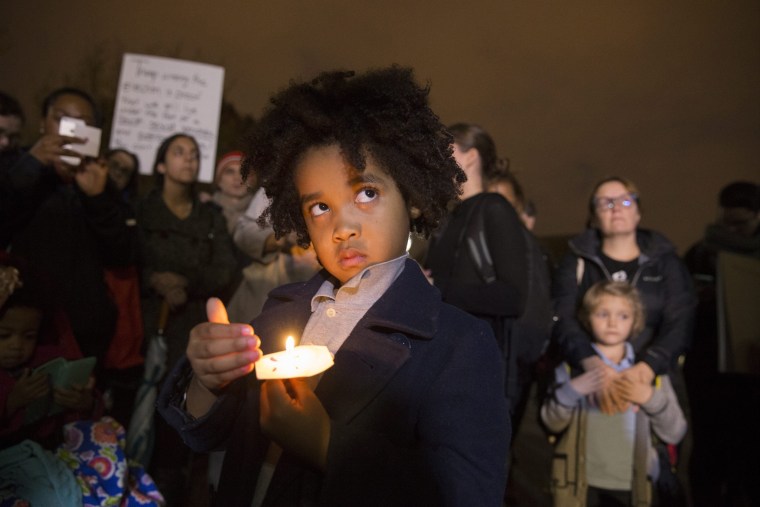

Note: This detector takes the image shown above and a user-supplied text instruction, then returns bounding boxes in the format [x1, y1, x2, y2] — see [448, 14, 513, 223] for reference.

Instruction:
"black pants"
[586, 486, 631, 507]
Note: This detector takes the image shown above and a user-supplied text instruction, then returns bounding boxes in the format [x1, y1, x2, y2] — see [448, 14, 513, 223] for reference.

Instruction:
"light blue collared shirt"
[299, 254, 409, 355]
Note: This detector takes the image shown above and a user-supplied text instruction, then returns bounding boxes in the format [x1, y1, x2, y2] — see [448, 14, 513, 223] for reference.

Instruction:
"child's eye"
[356, 188, 378, 204]
[309, 202, 330, 217]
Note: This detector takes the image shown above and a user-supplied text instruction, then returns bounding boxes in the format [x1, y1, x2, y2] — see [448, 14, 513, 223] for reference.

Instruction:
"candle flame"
[285, 336, 295, 351]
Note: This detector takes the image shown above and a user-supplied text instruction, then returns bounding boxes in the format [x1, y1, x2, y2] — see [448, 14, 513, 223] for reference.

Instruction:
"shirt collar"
[310, 253, 409, 312]
[592, 342, 635, 371]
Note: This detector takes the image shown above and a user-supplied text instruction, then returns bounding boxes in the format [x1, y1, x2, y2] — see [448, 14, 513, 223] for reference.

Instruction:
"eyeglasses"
[594, 194, 637, 211]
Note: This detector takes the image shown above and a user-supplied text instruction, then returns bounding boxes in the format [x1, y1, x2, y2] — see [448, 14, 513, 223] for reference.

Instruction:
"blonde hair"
[579, 280, 645, 338]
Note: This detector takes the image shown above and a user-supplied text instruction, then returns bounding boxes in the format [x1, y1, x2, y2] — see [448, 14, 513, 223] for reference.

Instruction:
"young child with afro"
[157, 66, 510, 506]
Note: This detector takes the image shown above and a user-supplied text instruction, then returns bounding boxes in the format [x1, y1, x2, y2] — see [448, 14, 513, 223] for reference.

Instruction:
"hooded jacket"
[552, 228, 696, 375]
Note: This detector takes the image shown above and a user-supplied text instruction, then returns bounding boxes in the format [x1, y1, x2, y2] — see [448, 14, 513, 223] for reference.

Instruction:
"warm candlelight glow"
[256, 335, 334, 380]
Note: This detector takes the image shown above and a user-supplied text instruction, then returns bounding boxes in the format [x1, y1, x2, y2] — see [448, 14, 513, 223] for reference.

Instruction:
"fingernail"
[240, 326, 254, 336]
[244, 351, 260, 362]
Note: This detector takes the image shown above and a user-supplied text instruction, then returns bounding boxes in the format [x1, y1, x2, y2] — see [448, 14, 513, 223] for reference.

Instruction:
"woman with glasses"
[551, 176, 696, 412]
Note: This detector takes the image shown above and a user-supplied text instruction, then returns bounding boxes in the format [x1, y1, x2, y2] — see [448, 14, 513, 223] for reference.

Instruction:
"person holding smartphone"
[0, 87, 137, 368]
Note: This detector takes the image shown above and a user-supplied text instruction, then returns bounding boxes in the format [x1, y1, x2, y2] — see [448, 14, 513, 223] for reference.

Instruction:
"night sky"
[2, 0, 758, 252]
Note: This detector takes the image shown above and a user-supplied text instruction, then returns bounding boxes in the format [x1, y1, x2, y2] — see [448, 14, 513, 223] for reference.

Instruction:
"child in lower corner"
[157, 66, 511, 506]
[541, 280, 687, 507]
[0, 255, 163, 506]
[0, 257, 95, 449]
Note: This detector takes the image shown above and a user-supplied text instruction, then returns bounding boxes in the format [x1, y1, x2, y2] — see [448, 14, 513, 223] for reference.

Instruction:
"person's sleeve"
[0, 379, 25, 437]
[552, 252, 595, 368]
[78, 183, 138, 267]
[539, 364, 580, 434]
[185, 208, 237, 297]
[486, 198, 529, 316]
[641, 376, 687, 444]
[156, 356, 249, 453]
[133, 202, 154, 296]
[0, 154, 56, 248]
[639, 254, 697, 374]
[440, 197, 528, 318]
[232, 189, 279, 263]
[322, 319, 510, 506]
[421, 324, 510, 506]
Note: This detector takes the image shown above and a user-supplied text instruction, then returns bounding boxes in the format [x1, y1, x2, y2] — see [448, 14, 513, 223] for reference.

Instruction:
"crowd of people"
[0, 67, 758, 507]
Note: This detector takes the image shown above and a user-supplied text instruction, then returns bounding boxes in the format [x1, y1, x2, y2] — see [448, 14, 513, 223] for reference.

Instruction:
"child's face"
[106, 150, 136, 192]
[295, 144, 411, 284]
[589, 294, 635, 348]
[0, 307, 42, 369]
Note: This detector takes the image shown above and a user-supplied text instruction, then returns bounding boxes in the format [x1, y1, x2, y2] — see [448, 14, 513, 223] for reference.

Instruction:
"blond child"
[541, 280, 687, 506]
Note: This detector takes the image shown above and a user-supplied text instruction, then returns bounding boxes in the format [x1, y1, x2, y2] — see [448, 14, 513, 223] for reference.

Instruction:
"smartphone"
[59, 116, 102, 166]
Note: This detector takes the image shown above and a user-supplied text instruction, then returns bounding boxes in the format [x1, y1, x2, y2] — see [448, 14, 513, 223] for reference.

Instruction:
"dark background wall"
[2, 0, 757, 252]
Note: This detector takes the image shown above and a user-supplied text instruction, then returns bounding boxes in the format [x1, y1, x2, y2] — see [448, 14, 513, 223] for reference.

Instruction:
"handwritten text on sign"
[110, 53, 225, 183]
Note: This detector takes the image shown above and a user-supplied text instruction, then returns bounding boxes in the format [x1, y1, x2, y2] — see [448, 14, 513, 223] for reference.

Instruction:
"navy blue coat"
[158, 259, 510, 506]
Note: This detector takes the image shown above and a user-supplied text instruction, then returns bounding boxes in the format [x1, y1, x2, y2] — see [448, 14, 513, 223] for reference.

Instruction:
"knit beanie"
[215, 151, 244, 184]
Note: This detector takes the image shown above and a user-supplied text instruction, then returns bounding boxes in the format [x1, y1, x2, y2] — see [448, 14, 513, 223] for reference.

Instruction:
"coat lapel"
[255, 260, 441, 424]
[316, 260, 440, 423]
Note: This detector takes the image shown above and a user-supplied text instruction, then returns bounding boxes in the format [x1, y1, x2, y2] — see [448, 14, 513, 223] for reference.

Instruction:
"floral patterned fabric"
[56, 417, 164, 506]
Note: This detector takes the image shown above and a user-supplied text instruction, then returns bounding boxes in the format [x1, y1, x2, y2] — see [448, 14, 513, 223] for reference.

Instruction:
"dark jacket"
[1, 153, 137, 362]
[552, 228, 696, 374]
[425, 192, 528, 346]
[136, 189, 236, 369]
[158, 260, 510, 506]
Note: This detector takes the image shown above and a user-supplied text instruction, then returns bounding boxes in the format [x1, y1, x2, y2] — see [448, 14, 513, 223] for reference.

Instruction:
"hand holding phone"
[58, 116, 102, 166]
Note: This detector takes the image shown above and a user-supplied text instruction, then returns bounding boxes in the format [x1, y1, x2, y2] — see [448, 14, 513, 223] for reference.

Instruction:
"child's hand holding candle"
[184, 298, 262, 418]
[256, 336, 334, 380]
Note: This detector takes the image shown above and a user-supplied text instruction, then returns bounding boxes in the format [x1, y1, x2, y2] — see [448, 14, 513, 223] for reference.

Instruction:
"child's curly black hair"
[241, 65, 465, 247]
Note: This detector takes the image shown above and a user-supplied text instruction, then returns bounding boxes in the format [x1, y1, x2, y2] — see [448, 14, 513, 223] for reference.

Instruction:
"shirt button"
[326, 308, 337, 318]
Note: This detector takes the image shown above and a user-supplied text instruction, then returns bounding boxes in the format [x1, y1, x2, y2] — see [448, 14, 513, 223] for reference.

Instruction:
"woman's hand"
[150, 272, 190, 309]
[621, 361, 655, 385]
[581, 356, 630, 414]
[149, 271, 188, 296]
[597, 377, 631, 415]
[260, 377, 330, 471]
[184, 298, 261, 418]
[74, 157, 109, 197]
[29, 133, 85, 177]
[165, 286, 188, 310]
[613, 376, 654, 406]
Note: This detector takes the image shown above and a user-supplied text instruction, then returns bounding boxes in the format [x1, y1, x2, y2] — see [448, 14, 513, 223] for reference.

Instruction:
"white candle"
[255, 336, 334, 380]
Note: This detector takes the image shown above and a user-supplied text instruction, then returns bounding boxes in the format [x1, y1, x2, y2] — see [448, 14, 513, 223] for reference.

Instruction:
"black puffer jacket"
[552, 228, 696, 374]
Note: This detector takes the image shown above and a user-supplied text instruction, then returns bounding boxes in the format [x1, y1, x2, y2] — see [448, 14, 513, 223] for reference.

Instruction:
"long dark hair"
[151, 133, 201, 188]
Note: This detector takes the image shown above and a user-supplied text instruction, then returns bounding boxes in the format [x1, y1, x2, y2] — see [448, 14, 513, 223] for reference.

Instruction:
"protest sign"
[110, 53, 225, 182]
